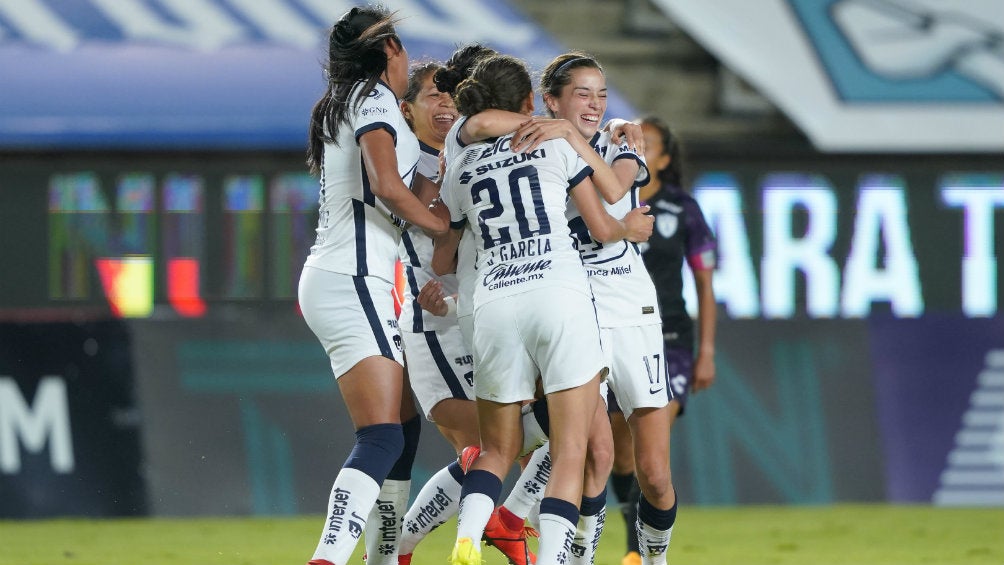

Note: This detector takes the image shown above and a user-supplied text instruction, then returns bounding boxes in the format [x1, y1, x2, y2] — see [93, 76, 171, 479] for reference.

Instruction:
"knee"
[636, 458, 672, 500]
[344, 422, 405, 481]
[586, 437, 615, 480]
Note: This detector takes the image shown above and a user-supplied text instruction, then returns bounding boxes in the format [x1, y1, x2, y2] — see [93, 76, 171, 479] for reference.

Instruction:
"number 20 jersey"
[441, 133, 595, 308]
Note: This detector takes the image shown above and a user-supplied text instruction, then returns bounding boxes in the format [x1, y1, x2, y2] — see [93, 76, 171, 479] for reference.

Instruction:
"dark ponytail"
[307, 6, 400, 174]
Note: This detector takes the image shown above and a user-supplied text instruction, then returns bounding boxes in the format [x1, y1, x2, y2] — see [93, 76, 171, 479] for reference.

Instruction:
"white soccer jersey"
[304, 80, 420, 284]
[398, 140, 460, 332]
[443, 118, 478, 320]
[566, 130, 660, 328]
[440, 132, 594, 308]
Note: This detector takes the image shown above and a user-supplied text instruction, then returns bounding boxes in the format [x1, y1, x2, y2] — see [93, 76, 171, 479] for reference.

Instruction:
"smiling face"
[544, 66, 607, 139]
[401, 73, 458, 149]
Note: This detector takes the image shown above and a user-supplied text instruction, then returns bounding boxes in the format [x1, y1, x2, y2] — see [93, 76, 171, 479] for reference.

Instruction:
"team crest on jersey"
[656, 213, 678, 238]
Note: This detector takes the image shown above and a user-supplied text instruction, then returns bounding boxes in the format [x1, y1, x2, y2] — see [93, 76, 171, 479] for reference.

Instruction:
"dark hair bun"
[434, 67, 464, 95]
[454, 78, 494, 116]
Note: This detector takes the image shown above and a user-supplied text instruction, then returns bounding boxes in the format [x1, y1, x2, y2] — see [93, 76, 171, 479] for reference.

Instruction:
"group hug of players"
[298, 6, 717, 565]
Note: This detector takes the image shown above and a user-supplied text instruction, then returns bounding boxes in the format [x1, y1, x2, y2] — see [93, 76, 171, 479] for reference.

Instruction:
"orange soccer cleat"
[458, 445, 481, 473]
[483, 507, 538, 565]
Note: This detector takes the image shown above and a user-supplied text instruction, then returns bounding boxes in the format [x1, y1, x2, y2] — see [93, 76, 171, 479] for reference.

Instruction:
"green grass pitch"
[2, 504, 1002, 564]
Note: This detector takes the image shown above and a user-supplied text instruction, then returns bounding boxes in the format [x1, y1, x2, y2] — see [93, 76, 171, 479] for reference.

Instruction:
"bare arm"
[412, 172, 441, 206]
[560, 134, 632, 205]
[431, 227, 463, 276]
[570, 178, 653, 243]
[691, 267, 717, 393]
[459, 109, 527, 145]
[359, 128, 448, 236]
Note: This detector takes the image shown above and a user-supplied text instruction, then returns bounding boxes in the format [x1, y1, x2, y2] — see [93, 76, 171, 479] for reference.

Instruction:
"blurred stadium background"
[1, 0, 1002, 524]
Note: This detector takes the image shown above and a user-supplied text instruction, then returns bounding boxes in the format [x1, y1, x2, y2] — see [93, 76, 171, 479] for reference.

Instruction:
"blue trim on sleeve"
[355, 122, 398, 144]
[567, 165, 594, 193]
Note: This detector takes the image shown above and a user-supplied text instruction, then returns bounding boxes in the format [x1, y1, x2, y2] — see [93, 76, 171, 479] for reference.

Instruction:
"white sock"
[637, 519, 673, 565]
[312, 467, 380, 565]
[520, 403, 548, 457]
[527, 501, 541, 532]
[537, 511, 577, 565]
[503, 445, 551, 519]
[569, 506, 606, 565]
[456, 492, 495, 542]
[364, 478, 410, 565]
[399, 465, 462, 554]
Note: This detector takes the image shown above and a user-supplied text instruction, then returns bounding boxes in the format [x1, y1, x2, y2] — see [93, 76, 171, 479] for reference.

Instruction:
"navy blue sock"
[344, 423, 404, 482]
[638, 493, 677, 531]
[461, 469, 503, 502]
[610, 472, 635, 503]
[447, 460, 464, 484]
[539, 497, 579, 526]
[532, 400, 550, 436]
[387, 415, 421, 480]
[580, 489, 607, 517]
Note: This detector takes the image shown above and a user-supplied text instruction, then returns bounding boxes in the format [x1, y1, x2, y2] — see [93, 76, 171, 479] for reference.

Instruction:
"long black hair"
[454, 55, 532, 117]
[640, 115, 684, 188]
[307, 6, 400, 174]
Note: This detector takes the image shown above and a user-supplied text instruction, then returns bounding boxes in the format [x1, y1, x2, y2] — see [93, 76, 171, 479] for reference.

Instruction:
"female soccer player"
[393, 61, 476, 565]
[536, 51, 676, 565]
[611, 116, 717, 565]
[297, 7, 447, 565]
[433, 54, 649, 565]
[397, 46, 554, 565]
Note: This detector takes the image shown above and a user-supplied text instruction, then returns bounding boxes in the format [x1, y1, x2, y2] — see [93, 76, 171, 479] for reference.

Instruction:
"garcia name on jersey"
[441, 133, 593, 307]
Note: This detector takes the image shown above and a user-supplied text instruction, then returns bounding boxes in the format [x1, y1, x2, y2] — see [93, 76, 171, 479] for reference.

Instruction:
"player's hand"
[416, 279, 448, 317]
[692, 353, 715, 393]
[511, 117, 576, 153]
[623, 205, 653, 243]
[605, 119, 645, 153]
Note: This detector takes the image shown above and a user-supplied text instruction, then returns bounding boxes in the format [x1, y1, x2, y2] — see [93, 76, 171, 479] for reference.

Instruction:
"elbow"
[431, 255, 454, 276]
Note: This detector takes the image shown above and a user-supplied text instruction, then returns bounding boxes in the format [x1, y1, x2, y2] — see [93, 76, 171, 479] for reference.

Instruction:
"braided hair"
[307, 6, 401, 174]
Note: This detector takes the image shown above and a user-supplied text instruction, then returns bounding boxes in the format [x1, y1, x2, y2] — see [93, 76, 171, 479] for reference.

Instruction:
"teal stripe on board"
[181, 373, 333, 393]
[241, 398, 297, 515]
[179, 340, 322, 361]
[178, 340, 333, 393]
[683, 339, 833, 504]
